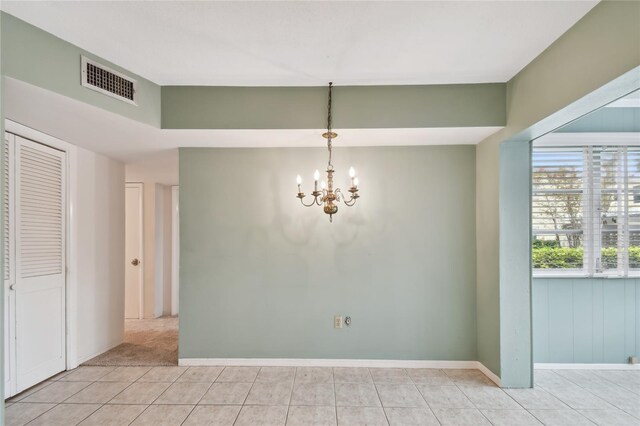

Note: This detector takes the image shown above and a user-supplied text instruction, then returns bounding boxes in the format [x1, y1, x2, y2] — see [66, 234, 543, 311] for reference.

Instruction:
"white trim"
[179, 358, 477, 369]
[535, 363, 640, 370]
[178, 358, 502, 385]
[5, 120, 79, 371]
[170, 186, 179, 316]
[125, 182, 145, 320]
[476, 362, 502, 387]
[80, 56, 138, 106]
[534, 132, 640, 147]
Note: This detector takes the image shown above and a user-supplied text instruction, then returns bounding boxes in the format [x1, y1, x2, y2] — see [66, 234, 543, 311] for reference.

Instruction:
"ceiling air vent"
[81, 56, 137, 105]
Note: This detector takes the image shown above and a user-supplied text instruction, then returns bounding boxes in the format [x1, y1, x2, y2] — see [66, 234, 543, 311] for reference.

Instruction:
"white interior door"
[125, 183, 143, 319]
[14, 135, 67, 393]
[4, 134, 16, 397]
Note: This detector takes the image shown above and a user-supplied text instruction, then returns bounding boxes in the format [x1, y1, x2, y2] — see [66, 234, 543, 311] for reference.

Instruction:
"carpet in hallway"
[82, 316, 178, 366]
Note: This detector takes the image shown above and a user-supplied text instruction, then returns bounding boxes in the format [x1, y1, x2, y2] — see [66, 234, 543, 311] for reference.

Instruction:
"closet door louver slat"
[17, 143, 65, 279]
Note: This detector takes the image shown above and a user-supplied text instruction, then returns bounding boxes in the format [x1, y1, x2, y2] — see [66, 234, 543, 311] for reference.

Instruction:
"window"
[532, 145, 640, 277]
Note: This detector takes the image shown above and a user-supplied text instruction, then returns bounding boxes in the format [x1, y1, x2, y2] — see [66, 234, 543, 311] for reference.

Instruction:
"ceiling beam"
[161, 83, 506, 130]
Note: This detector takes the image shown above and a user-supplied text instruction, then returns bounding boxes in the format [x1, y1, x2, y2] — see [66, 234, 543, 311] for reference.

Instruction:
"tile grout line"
[370, 368, 391, 426]
[283, 367, 296, 426]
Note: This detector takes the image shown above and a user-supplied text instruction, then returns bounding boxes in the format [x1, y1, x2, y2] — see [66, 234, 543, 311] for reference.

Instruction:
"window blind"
[532, 145, 640, 277]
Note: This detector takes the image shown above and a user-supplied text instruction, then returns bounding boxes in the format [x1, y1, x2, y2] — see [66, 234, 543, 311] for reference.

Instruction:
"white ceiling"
[5, 78, 501, 184]
[1, 1, 597, 86]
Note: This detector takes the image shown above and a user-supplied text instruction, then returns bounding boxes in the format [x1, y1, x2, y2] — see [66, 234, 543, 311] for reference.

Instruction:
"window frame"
[532, 133, 640, 278]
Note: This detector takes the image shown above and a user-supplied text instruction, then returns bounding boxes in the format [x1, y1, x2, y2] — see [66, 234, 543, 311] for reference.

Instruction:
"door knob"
[131, 258, 140, 266]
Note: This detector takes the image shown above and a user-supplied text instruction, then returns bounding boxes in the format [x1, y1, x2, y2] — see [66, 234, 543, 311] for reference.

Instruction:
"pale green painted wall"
[161, 84, 506, 129]
[1, 12, 161, 127]
[179, 146, 477, 360]
[476, 0, 640, 387]
[533, 278, 640, 364]
[557, 107, 640, 133]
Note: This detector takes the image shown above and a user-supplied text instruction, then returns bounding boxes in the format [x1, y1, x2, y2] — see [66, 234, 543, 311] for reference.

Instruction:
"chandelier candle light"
[296, 82, 360, 222]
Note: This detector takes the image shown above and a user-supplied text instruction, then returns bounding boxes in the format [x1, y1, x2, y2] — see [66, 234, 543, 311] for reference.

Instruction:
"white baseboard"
[476, 362, 501, 387]
[178, 358, 502, 386]
[535, 363, 640, 370]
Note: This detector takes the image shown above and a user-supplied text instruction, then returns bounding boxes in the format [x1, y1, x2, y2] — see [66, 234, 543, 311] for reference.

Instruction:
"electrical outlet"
[334, 315, 343, 329]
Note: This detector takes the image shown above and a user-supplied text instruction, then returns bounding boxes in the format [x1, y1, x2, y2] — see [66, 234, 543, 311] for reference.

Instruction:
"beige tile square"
[183, 405, 241, 426]
[216, 367, 260, 382]
[178, 367, 224, 383]
[138, 366, 188, 383]
[333, 368, 372, 384]
[79, 404, 147, 425]
[132, 404, 194, 426]
[406, 369, 453, 385]
[370, 368, 411, 384]
[154, 382, 210, 404]
[59, 366, 116, 382]
[291, 383, 335, 406]
[6, 381, 54, 402]
[65, 381, 130, 404]
[109, 382, 171, 405]
[99, 366, 151, 382]
[432, 408, 492, 425]
[384, 407, 440, 426]
[336, 407, 388, 425]
[527, 409, 595, 425]
[545, 386, 614, 409]
[255, 367, 296, 383]
[505, 388, 568, 410]
[200, 382, 252, 405]
[481, 409, 543, 425]
[443, 370, 495, 387]
[335, 383, 381, 407]
[234, 405, 288, 426]
[296, 367, 334, 383]
[287, 406, 337, 426]
[245, 382, 293, 405]
[4, 402, 55, 426]
[458, 386, 520, 409]
[28, 403, 101, 426]
[578, 409, 640, 426]
[376, 384, 427, 408]
[417, 385, 474, 408]
[22, 381, 92, 403]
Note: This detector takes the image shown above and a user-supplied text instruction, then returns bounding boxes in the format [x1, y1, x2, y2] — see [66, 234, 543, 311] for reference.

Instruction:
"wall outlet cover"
[334, 316, 343, 329]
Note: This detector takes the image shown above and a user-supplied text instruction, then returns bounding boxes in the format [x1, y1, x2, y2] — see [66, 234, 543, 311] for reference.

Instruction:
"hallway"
[83, 317, 178, 367]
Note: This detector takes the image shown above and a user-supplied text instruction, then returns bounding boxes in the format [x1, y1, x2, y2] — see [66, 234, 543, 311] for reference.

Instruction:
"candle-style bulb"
[349, 166, 356, 178]
[321, 180, 326, 189]
[296, 175, 302, 185]
[354, 177, 359, 187]
[314, 170, 320, 181]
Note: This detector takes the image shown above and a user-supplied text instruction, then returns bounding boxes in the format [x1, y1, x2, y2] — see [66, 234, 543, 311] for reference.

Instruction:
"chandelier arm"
[298, 196, 319, 207]
[335, 188, 358, 206]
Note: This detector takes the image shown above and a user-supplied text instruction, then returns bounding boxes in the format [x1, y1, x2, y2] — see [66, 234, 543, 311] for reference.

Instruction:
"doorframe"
[171, 185, 179, 316]
[5, 120, 79, 371]
[125, 182, 145, 320]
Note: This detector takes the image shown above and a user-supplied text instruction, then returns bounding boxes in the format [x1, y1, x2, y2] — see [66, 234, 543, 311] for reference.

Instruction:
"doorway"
[125, 183, 144, 319]
[4, 132, 68, 397]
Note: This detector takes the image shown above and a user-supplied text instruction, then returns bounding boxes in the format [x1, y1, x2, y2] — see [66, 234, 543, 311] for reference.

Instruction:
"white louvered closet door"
[14, 135, 66, 393]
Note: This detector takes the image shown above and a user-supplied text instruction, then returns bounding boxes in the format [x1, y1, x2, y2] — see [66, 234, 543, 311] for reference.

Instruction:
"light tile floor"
[4, 367, 640, 425]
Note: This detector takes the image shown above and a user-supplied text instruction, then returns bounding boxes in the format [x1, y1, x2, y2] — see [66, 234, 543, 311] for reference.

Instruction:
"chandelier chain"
[327, 82, 333, 169]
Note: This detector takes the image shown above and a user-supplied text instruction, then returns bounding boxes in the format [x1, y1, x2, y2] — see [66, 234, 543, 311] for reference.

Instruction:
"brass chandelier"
[296, 82, 360, 222]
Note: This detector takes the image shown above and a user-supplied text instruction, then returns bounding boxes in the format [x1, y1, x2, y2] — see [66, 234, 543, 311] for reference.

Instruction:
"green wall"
[476, 0, 640, 387]
[162, 84, 505, 129]
[557, 107, 640, 133]
[179, 146, 478, 361]
[533, 278, 640, 364]
[1, 12, 161, 127]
